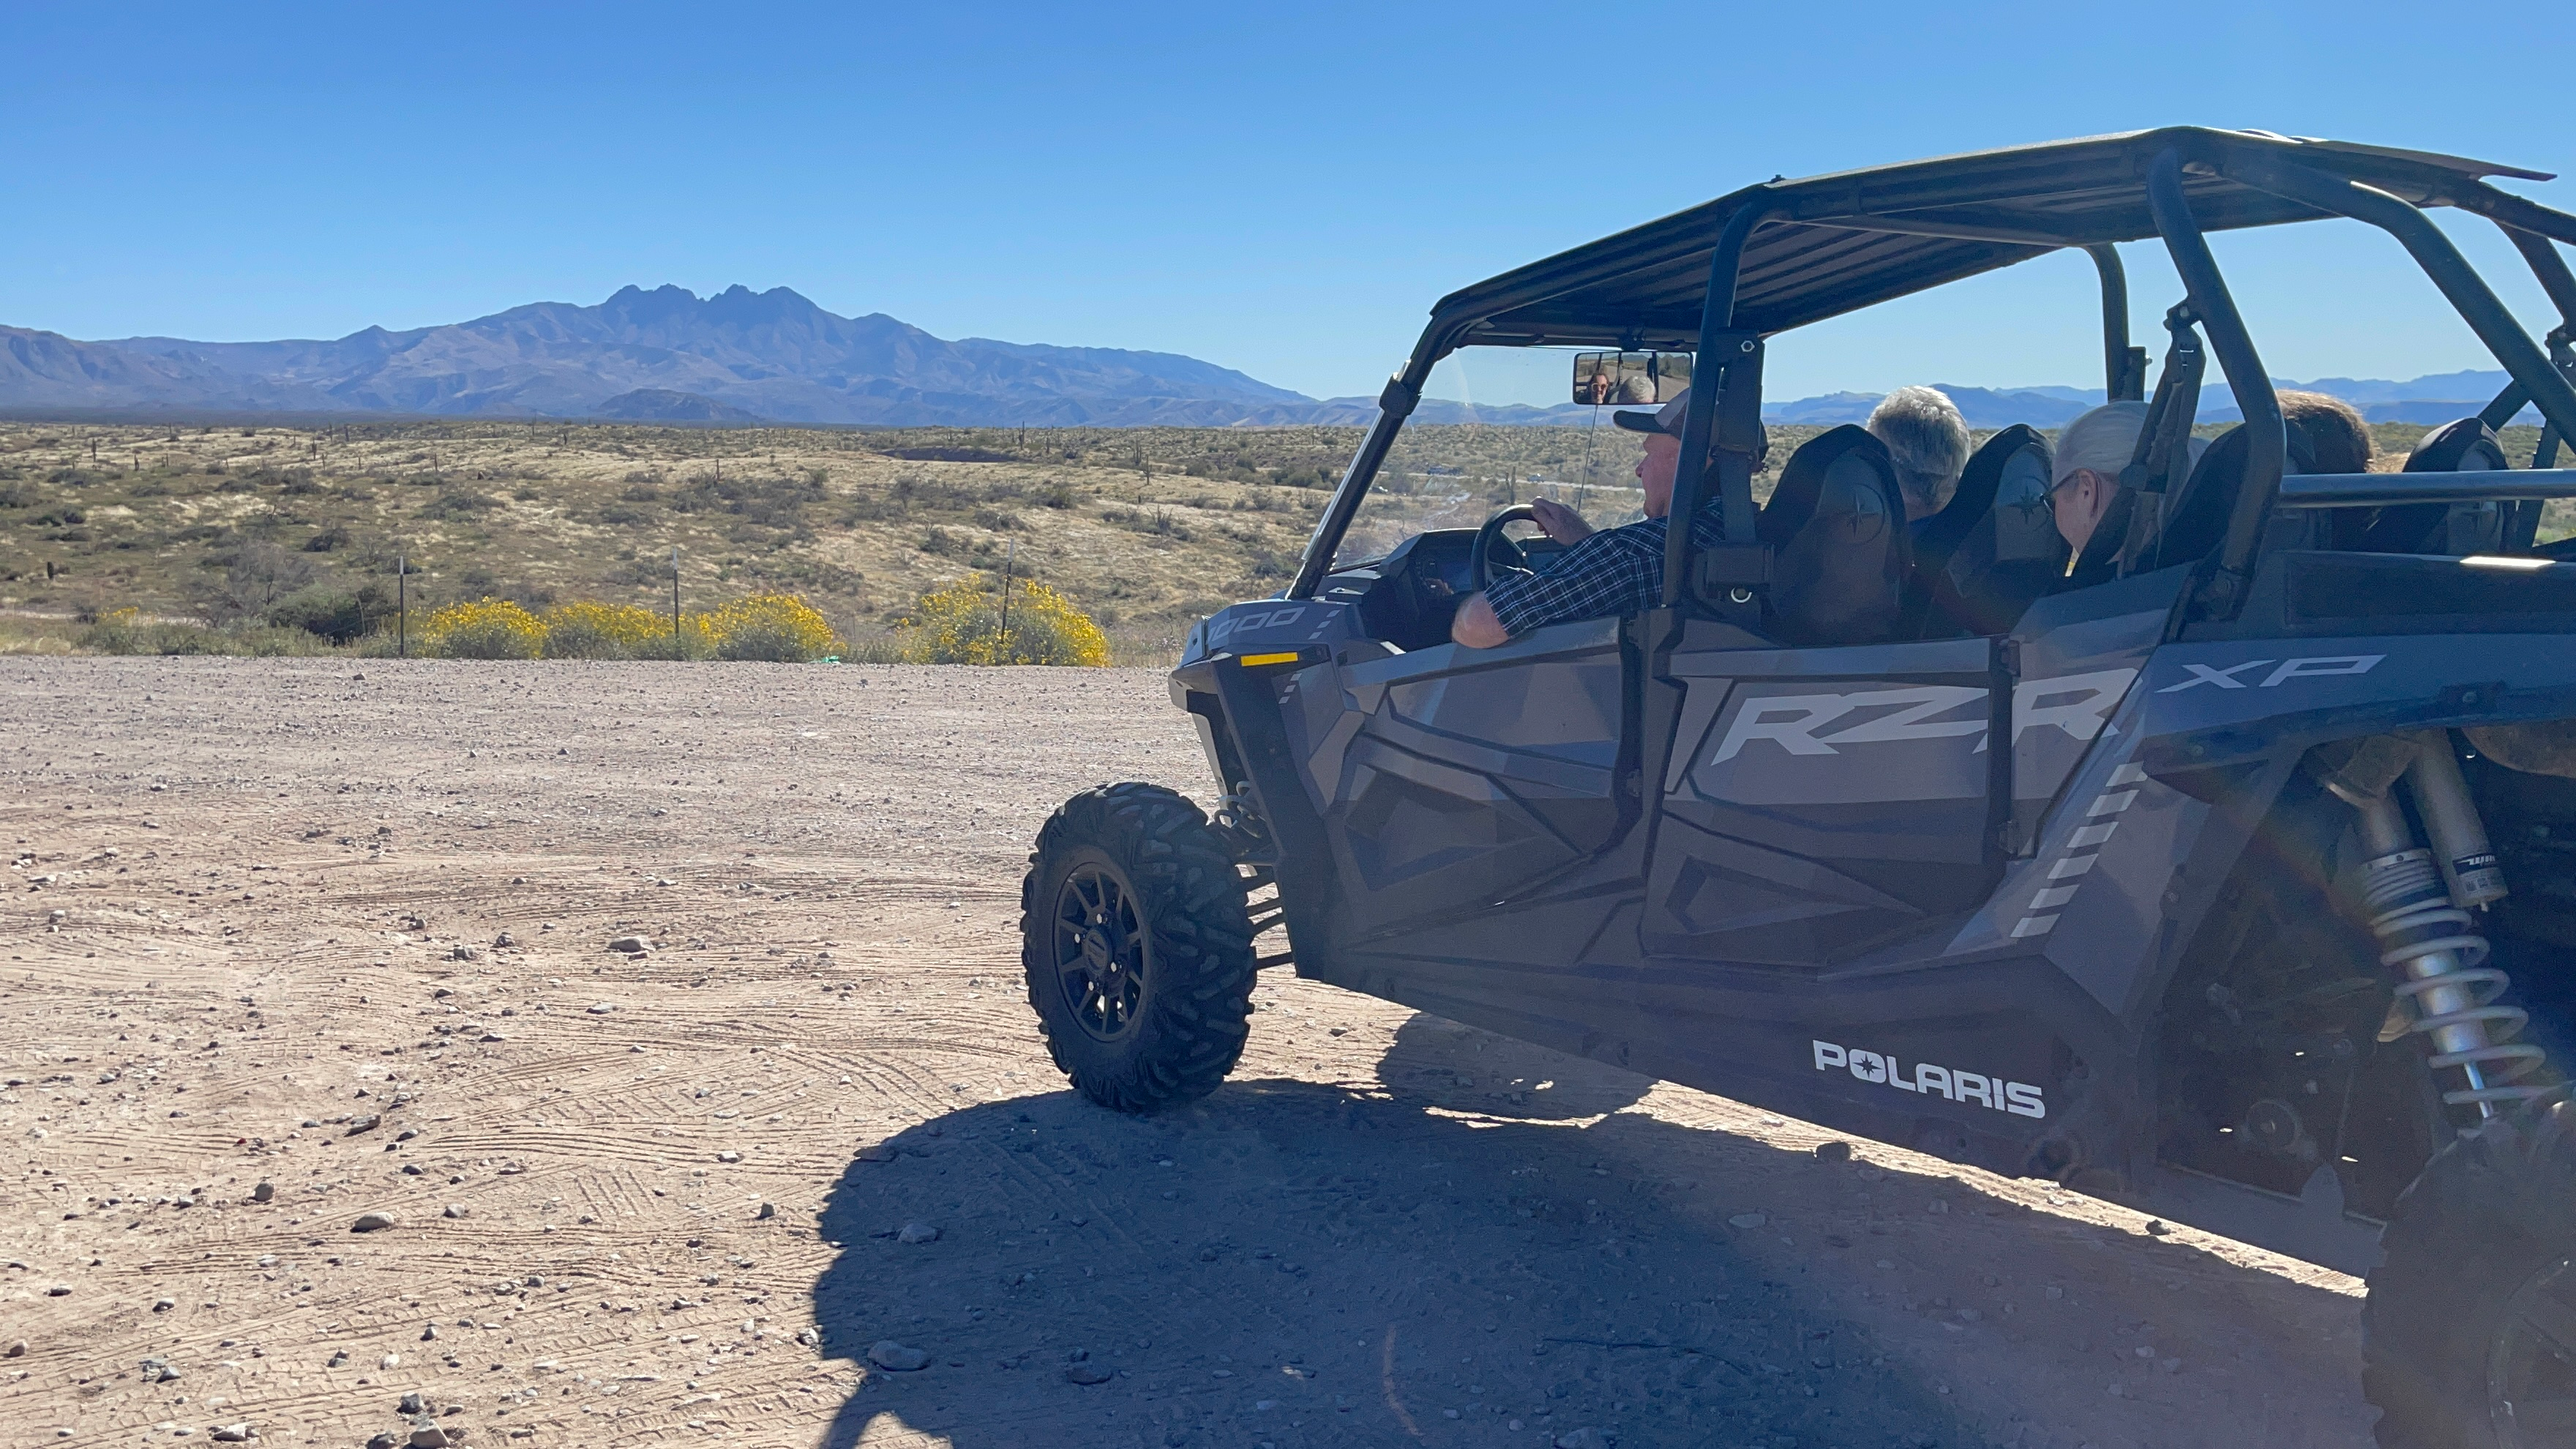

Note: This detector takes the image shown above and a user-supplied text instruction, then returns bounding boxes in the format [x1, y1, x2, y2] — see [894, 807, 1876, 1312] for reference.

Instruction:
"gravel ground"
[0, 658, 2375, 1448]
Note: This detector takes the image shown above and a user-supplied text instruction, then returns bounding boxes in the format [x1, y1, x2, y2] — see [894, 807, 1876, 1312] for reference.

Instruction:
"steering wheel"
[1472, 504, 1540, 591]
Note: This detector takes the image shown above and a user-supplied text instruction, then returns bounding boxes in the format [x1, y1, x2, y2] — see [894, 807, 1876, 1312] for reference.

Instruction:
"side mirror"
[1573, 351, 1691, 406]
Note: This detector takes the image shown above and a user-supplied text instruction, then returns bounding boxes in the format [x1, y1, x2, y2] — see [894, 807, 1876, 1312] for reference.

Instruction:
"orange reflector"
[1238, 651, 1302, 667]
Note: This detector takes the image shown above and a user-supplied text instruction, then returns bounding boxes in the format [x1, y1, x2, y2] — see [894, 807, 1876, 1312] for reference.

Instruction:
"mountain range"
[0, 284, 2544, 430]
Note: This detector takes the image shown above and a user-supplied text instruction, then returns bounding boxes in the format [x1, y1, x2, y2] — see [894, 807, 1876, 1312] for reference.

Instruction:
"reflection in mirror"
[1572, 351, 1691, 405]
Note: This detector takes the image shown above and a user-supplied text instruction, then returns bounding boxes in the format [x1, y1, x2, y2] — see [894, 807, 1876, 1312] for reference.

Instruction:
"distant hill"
[7, 285, 1319, 427]
[589, 388, 765, 423]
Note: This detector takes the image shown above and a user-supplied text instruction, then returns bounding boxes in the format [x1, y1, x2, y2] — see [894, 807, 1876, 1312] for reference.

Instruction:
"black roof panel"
[1431, 127, 2560, 351]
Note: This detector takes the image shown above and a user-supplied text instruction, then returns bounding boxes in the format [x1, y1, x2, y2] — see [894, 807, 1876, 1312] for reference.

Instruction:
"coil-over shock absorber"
[2324, 731, 2548, 1116]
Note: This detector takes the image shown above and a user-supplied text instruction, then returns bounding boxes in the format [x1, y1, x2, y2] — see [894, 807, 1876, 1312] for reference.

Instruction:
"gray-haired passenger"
[1865, 386, 1973, 520]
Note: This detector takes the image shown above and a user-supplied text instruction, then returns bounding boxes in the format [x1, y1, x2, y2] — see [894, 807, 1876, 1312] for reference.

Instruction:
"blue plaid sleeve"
[1479, 512, 1726, 637]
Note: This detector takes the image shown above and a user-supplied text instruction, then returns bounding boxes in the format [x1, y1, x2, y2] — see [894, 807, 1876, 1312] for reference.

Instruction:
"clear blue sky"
[7, 1, 2572, 406]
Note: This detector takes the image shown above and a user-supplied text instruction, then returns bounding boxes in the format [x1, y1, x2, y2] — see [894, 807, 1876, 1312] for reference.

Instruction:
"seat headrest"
[2122, 421, 2317, 574]
[2348, 417, 2509, 555]
[1760, 427, 1896, 544]
[1759, 426, 1911, 645]
[1915, 424, 2048, 568]
[2404, 416, 2508, 473]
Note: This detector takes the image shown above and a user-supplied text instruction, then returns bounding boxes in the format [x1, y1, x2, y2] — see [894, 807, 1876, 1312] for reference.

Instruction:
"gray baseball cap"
[1613, 386, 1768, 463]
[1612, 387, 1690, 435]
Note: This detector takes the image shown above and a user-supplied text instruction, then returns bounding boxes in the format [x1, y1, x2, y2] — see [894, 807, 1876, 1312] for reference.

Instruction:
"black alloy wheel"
[2487, 1253, 2576, 1447]
[2365, 1096, 2576, 1448]
[1052, 859, 1149, 1041]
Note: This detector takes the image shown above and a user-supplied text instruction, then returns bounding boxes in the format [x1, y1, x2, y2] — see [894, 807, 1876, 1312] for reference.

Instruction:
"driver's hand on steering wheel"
[1528, 497, 1593, 546]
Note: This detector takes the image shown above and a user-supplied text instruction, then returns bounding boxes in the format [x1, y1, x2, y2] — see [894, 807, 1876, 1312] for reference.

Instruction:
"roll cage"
[1288, 127, 2576, 629]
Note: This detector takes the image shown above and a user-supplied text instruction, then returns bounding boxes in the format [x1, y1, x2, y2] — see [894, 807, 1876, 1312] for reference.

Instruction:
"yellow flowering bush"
[895, 574, 1109, 667]
[543, 601, 683, 660]
[422, 598, 546, 659]
[700, 593, 842, 663]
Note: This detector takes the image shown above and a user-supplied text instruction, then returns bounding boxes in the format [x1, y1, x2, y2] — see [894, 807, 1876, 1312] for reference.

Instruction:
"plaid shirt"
[1481, 509, 1729, 637]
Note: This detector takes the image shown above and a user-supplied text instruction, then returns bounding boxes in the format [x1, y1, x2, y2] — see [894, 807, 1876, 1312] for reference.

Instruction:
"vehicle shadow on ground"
[807, 1020, 1973, 1449]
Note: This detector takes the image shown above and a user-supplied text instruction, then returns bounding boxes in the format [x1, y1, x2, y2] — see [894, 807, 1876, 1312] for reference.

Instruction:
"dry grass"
[0, 418, 2558, 667]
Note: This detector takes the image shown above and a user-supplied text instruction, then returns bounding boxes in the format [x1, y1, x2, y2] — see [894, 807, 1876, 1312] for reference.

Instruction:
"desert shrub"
[894, 574, 1109, 667]
[198, 541, 320, 624]
[419, 488, 497, 520]
[542, 600, 681, 660]
[83, 607, 332, 657]
[421, 598, 546, 659]
[266, 582, 394, 644]
[700, 594, 841, 662]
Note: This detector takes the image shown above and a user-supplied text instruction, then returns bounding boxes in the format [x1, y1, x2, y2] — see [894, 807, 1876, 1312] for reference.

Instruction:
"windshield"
[1330, 417, 1651, 569]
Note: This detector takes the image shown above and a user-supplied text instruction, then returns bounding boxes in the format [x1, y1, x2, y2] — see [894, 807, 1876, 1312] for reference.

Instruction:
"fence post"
[396, 555, 408, 658]
[670, 546, 681, 652]
[997, 539, 1015, 663]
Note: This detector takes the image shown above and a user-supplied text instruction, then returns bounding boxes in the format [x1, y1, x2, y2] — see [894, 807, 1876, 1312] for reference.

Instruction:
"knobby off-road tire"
[2365, 1097, 2576, 1449]
[1021, 782, 1257, 1113]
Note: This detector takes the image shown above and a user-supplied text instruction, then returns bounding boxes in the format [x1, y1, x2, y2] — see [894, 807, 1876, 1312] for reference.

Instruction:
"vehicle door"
[1279, 618, 1629, 939]
[1644, 624, 2007, 967]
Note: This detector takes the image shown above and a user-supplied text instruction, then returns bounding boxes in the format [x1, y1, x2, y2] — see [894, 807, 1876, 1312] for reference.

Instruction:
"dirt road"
[0, 659, 2373, 1448]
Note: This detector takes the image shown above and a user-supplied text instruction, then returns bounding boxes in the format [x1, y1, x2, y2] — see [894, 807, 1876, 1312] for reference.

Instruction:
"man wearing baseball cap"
[1450, 387, 1746, 648]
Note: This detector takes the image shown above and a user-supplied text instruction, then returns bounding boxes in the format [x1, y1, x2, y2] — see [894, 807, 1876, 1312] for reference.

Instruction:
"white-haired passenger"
[2046, 401, 2149, 556]
[1865, 386, 1972, 521]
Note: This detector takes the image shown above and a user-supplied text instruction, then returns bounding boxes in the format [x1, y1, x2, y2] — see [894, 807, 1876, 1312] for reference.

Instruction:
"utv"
[1021, 128, 2576, 1446]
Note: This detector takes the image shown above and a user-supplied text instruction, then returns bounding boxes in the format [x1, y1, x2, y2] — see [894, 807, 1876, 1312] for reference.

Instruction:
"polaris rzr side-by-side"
[1019, 128, 2576, 1446]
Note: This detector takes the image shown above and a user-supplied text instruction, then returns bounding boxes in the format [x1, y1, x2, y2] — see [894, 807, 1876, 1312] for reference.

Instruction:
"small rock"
[794, 1327, 820, 1347]
[1065, 1363, 1114, 1385]
[351, 1212, 397, 1234]
[585, 1003, 614, 1016]
[867, 1341, 929, 1372]
[1728, 1213, 1767, 1229]
[409, 1427, 451, 1449]
[1813, 1140, 1852, 1164]
[2144, 1218, 2171, 1236]
[1554, 1429, 1609, 1449]
[607, 935, 651, 954]
[896, 1221, 940, 1245]
[211, 1428, 252, 1444]
[154, 1297, 176, 1312]
[755, 1202, 776, 1221]
[326, 1351, 351, 1368]
[3, 1341, 22, 1358]
[348, 1114, 382, 1135]
[716, 1150, 741, 1164]
[381, 1353, 401, 1370]
[448, 945, 479, 962]
[2045, 1285, 2065, 1300]
[493, 932, 514, 948]
[251, 1181, 274, 1204]
[1928, 1198, 1950, 1215]
[443, 1205, 469, 1220]
[421, 1323, 439, 1341]
[367, 1435, 400, 1449]
[400, 1392, 427, 1415]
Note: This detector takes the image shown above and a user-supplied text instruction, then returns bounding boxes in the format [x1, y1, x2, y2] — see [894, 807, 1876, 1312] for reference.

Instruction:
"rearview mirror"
[1573, 351, 1691, 405]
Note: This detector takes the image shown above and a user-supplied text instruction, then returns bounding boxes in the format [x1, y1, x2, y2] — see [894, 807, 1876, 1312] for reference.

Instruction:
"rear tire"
[2365, 1098, 2576, 1448]
[1021, 782, 1257, 1112]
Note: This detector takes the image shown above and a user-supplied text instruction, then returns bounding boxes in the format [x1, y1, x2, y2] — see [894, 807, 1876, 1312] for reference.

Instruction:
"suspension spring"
[2359, 845, 2548, 1112]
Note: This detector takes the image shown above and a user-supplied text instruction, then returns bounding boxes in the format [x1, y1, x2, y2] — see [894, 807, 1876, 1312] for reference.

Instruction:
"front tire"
[1021, 783, 1257, 1112]
[2365, 1098, 2576, 1448]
